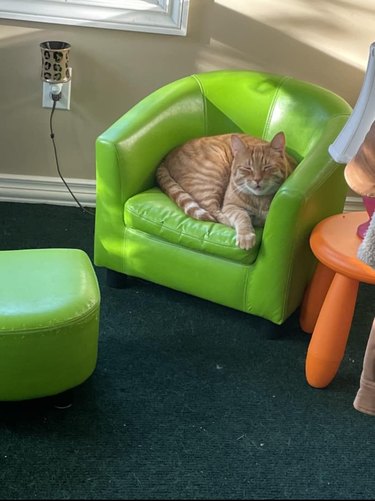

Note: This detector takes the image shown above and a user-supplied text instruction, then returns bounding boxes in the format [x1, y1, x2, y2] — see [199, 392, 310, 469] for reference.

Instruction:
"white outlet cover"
[42, 71, 72, 110]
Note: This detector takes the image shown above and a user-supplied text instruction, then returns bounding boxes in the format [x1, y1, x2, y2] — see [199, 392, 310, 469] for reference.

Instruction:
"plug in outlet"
[42, 70, 72, 110]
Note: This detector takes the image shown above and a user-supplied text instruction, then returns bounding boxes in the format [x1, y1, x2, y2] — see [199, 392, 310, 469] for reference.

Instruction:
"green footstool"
[0, 248, 100, 401]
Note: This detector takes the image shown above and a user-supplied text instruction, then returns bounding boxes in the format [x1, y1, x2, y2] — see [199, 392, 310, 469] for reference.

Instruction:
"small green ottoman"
[0, 248, 100, 401]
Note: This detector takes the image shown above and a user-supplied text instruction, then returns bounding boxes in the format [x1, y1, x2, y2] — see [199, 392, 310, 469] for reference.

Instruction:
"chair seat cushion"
[124, 188, 262, 264]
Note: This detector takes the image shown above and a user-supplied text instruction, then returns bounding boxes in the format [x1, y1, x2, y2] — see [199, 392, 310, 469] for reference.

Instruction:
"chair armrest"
[96, 76, 205, 202]
[94, 76, 205, 271]
[248, 113, 351, 321]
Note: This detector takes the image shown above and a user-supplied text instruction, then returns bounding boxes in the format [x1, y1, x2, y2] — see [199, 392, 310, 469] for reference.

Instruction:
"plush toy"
[358, 214, 375, 268]
[344, 120, 375, 415]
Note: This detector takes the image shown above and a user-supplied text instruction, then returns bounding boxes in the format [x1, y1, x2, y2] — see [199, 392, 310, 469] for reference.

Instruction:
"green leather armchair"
[94, 70, 352, 325]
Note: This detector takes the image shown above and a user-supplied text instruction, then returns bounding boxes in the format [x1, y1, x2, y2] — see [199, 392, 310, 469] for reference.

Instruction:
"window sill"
[0, 0, 189, 36]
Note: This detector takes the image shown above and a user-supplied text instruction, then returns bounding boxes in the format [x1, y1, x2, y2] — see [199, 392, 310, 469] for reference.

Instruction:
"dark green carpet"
[0, 201, 375, 500]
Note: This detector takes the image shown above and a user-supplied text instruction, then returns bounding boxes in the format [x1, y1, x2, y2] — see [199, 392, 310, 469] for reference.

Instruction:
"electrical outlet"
[42, 70, 72, 110]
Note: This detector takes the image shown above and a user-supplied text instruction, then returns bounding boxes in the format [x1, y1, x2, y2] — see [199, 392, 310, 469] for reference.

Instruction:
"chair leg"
[299, 263, 335, 334]
[106, 269, 128, 289]
[261, 314, 297, 340]
[51, 389, 73, 409]
[305, 273, 359, 388]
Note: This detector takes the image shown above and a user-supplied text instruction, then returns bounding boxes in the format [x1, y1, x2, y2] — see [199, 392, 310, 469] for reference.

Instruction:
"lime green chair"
[94, 70, 352, 326]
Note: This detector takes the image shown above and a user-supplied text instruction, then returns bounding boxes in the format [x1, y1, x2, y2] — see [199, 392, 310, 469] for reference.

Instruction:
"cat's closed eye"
[241, 165, 253, 172]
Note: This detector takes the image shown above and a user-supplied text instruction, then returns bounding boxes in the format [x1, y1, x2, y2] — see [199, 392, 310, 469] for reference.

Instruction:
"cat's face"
[230, 133, 289, 196]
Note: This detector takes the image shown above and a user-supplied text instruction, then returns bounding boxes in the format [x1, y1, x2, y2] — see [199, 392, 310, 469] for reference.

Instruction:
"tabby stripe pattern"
[156, 163, 215, 221]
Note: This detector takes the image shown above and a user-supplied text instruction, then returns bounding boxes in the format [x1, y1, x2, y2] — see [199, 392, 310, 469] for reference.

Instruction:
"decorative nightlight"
[40, 41, 71, 100]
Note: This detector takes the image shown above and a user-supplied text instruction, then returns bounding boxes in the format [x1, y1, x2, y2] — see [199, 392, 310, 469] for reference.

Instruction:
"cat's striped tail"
[156, 163, 216, 222]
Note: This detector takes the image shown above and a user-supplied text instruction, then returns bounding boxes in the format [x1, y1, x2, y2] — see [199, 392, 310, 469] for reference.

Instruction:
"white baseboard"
[0, 173, 96, 207]
[344, 195, 365, 212]
[0, 174, 366, 212]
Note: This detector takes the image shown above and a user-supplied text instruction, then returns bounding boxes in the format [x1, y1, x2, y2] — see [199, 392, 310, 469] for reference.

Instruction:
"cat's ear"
[231, 135, 247, 156]
[270, 132, 286, 152]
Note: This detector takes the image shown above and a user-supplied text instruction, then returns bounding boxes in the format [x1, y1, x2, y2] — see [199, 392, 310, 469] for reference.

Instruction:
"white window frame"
[0, 0, 189, 36]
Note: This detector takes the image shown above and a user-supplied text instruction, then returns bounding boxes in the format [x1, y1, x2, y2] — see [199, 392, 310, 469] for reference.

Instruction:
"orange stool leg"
[300, 263, 335, 334]
[305, 273, 359, 388]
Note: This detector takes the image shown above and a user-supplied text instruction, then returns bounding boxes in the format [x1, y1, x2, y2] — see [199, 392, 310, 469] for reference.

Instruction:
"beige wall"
[0, 0, 374, 181]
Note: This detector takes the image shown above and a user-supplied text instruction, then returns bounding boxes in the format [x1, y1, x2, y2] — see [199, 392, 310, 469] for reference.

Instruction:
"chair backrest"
[96, 69, 351, 206]
[192, 71, 352, 161]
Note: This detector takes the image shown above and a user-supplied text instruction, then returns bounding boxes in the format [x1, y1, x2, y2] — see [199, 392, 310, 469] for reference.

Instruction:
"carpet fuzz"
[0, 202, 374, 500]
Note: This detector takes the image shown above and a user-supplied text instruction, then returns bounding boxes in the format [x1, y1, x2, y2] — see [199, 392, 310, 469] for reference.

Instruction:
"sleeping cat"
[156, 132, 297, 250]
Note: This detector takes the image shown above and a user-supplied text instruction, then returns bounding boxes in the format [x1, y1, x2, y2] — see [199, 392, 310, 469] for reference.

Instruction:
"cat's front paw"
[236, 232, 256, 250]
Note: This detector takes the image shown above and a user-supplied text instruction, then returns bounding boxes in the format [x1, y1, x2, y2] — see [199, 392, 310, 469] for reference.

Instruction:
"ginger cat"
[156, 132, 296, 250]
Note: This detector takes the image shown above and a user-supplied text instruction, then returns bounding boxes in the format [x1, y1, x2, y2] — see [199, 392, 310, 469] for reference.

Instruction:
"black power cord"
[49, 93, 95, 216]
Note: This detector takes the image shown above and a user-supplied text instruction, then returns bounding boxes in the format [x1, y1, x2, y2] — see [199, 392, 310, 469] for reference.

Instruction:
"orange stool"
[300, 212, 375, 388]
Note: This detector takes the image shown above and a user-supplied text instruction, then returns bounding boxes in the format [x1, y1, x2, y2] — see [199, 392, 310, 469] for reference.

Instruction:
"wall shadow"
[188, 0, 370, 106]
